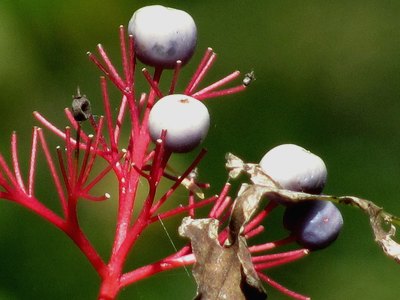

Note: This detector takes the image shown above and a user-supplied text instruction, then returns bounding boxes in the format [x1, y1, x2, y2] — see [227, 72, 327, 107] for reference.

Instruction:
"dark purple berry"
[283, 200, 343, 250]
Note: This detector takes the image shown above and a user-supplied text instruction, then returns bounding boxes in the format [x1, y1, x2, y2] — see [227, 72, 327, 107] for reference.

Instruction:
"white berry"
[148, 94, 210, 153]
[260, 144, 327, 194]
[128, 5, 197, 69]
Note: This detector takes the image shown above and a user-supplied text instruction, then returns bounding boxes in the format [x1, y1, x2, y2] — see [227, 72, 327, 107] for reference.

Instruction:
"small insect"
[72, 86, 92, 122]
[242, 70, 256, 87]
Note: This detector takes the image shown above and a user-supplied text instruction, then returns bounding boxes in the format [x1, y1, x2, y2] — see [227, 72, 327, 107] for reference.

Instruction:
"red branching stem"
[245, 225, 265, 239]
[11, 132, 27, 193]
[184, 47, 213, 94]
[82, 152, 124, 194]
[0, 153, 19, 190]
[149, 195, 218, 223]
[120, 254, 195, 288]
[64, 108, 90, 143]
[100, 77, 118, 153]
[195, 85, 246, 101]
[37, 129, 68, 216]
[150, 148, 207, 215]
[19, 195, 66, 230]
[249, 236, 296, 254]
[253, 249, 309, 264]
[257, 272, 310, 300]
[97, 44, 126, 91]
[109, 71, 162, 260]
[192, 70, 241, 98]
[28, 127, 39, 196]
[244, 200, 278, 234]
[169, 60, 182, 94]
[209, 183, 231, 217]
[64, 225, 107, 277]
[142, 68, 164, 99]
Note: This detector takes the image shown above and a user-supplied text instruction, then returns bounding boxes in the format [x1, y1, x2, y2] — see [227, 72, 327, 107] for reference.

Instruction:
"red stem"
[187, 52, 217, 95]
[97, 44, 126, 92]
[37, 129, 68, 217]
[252, 249, 309, 263]
[192, 70, 241, 97]
[11, 132, 27, 193]
[150, 148, 207, 214]
[142, 68, 164, 99]
[100, 77, 118, 153]
[184, 47, 213, 94]
[195, 85, 246, 101]
[249, 236, 296, 254]
[257, 272, 310, 300]
[114, 96, 128, 146]
[64, 108, 90, 142]
[149, 195, 218, 223]
[120, 254, 195, 288]
[119, 26, 131, 89]
[169, 60, 182, 94]
[245, 225, 264, 239]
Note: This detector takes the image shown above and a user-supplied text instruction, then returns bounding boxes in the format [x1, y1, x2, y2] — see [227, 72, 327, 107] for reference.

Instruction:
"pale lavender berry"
[260, 144, 327, 194]
[128, 5, 197, 69]
[148, 94, 210, 153]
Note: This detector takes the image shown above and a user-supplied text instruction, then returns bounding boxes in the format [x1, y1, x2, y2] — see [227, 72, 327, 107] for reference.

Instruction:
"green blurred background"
[1, 0, 400, 299]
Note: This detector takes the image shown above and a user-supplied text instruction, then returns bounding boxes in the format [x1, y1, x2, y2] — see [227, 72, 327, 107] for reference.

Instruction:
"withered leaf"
[179, 217, 267, 300]
[226, 152, 400, 264]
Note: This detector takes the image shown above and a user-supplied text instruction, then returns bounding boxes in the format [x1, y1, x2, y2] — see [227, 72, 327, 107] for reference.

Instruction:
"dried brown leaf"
[179, 217, 266, 300]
